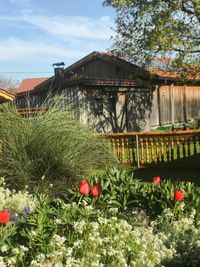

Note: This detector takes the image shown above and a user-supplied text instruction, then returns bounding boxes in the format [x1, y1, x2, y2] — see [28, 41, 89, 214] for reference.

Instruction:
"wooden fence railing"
[99, 130, 200, 167]
[17, 108, 48, 115]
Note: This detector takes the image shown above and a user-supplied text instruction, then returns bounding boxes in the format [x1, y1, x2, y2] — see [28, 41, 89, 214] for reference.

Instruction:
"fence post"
[170, 84, 175, 126]
[183, 84, 187, 122]
[136, 134, 140, 168]
[156, 85, 162, 126]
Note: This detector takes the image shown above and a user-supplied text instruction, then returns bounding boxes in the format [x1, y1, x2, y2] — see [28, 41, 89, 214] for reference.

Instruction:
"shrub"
[0, 95, 116, 195]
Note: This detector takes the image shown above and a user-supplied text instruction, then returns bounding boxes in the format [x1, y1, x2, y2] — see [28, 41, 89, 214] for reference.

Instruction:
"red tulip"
[91, 184, 102, 197]
[79, 180, 90, 196]
[0, 210, 10, 224]
[153, 176, 161, 186]
[174, 190, 184, 202]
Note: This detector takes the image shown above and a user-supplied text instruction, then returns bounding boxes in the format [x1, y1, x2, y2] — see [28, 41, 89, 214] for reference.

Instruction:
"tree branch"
[174, 48, 200, 53]
[181, 1, 195, 15]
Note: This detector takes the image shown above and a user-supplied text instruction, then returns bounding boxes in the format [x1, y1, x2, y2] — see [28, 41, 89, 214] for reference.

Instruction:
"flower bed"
[1, 170, 200, 266]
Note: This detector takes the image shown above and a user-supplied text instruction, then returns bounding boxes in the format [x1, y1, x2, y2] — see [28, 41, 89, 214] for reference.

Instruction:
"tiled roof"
[16, 78, 48, 94]
[148, 69, 200, 80]
[149, 58, 200, 80]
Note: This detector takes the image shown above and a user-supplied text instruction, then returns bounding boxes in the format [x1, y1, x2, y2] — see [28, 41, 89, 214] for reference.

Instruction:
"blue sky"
[0, 0, 115, 82]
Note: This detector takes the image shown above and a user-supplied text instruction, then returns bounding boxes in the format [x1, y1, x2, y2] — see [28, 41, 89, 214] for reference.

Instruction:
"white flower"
[0, 245, 8, 253]
[54, 218, 62, 225]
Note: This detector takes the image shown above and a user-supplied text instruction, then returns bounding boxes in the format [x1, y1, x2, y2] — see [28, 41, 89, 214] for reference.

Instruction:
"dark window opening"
[91, 97, 103, 115]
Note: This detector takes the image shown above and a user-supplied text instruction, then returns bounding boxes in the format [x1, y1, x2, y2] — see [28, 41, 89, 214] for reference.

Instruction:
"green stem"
[77, 195, 83, 207]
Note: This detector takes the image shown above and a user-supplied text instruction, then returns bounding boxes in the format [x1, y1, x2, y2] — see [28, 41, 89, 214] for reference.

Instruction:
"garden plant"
[1, 98, 200, 266]
[0, 95, 115, 195]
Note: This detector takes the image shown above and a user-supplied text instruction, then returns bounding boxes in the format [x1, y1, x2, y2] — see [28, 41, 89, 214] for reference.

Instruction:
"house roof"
[31, 51, 147, 92]
[16, 78, 49, 95]
[50, 51, 200, 84]
[64, 51, 141, 73]
[148, 69, 200, 80]
[0, 87, 15, 103]
[148, 57, 200, 80]
[16, 52, 200, 97]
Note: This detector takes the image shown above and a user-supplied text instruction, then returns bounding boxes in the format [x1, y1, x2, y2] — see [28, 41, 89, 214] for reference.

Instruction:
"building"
[0, 87, 15, 104]
[16, 51, 200, 132]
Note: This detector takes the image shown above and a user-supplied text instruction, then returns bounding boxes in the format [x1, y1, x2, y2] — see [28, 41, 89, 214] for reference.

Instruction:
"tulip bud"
[0, 210, 10, 224]
[91, 184, 102, 197]
[153, 176, 161, 186]
[174, 190, 184, 202]
[79, 180, 90, 196]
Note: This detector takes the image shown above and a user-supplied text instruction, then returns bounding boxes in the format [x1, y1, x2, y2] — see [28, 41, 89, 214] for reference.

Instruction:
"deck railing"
[99, 130, 200, 166]
[17, 108, 48, 116]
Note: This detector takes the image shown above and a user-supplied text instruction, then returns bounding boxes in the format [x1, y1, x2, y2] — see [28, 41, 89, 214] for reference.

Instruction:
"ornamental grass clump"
[0, 95, 115, 195]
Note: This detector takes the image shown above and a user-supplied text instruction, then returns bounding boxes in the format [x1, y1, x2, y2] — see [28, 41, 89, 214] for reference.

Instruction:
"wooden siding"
[16, 85, 200, 133]
[157, 85, 200, 127]
[66, 58, 139, 82]
[186, 86, 200, 119]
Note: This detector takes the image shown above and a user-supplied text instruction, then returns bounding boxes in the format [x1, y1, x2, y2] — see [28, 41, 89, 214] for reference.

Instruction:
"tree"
[0, 75, 18, 92]
[103, 0, 200, 71]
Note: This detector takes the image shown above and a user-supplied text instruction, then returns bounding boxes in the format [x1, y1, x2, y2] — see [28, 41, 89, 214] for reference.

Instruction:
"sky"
[0, 0, 115, 83]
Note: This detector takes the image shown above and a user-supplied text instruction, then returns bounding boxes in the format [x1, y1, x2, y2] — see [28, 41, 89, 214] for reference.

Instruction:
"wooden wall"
[149, 85, 200, 128]
[66, 58, 137, 81]
[16, 84, 200, 133]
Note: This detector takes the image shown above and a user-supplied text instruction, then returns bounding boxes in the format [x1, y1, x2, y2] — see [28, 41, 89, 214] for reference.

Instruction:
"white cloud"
[0, 12, 113, 40]
[0, 37, 85, 62]
[0, 11, 113, 74]
[22, 14, 113, 40]
[0, 36, 111, 64]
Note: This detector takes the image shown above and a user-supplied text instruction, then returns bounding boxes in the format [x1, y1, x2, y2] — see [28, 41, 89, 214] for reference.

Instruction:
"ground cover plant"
[0, 95, 115, 195]
[1, 171, 200, 266]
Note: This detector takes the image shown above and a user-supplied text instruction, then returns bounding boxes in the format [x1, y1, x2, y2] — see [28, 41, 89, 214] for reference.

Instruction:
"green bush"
[0, 95, 116, 195]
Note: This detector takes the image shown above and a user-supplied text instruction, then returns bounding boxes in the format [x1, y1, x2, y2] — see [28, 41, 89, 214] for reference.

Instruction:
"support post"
[183, 85, 187, 123]
[136, 134, 140, 168]
[170, 84, 174, 127]
[156, 85, 162, 126]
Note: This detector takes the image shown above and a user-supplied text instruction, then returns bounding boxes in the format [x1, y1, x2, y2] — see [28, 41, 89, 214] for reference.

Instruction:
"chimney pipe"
[52, 62, 65, 80]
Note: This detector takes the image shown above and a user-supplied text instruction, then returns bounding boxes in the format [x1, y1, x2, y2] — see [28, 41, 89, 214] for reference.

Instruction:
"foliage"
[96, 167, 142, 209]
[103, 0, 200, 72]
[1, 179, 200, 266]
[0, 178, 37, 214]
[155, 208, 200, 267]
[0, 75, 18, 92]
[65, 167, 143, 210]
[66, 168, 200, 220]
[0, 95, 116, 195]
[1, 193, 200, 266]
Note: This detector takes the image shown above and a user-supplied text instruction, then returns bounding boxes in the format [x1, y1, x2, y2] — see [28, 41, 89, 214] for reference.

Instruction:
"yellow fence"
[99, 130, 200, 167]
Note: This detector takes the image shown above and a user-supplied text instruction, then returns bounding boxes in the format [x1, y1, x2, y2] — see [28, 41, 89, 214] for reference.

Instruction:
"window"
[104, 93, 116, 114]
[91, 96, 103, 115]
